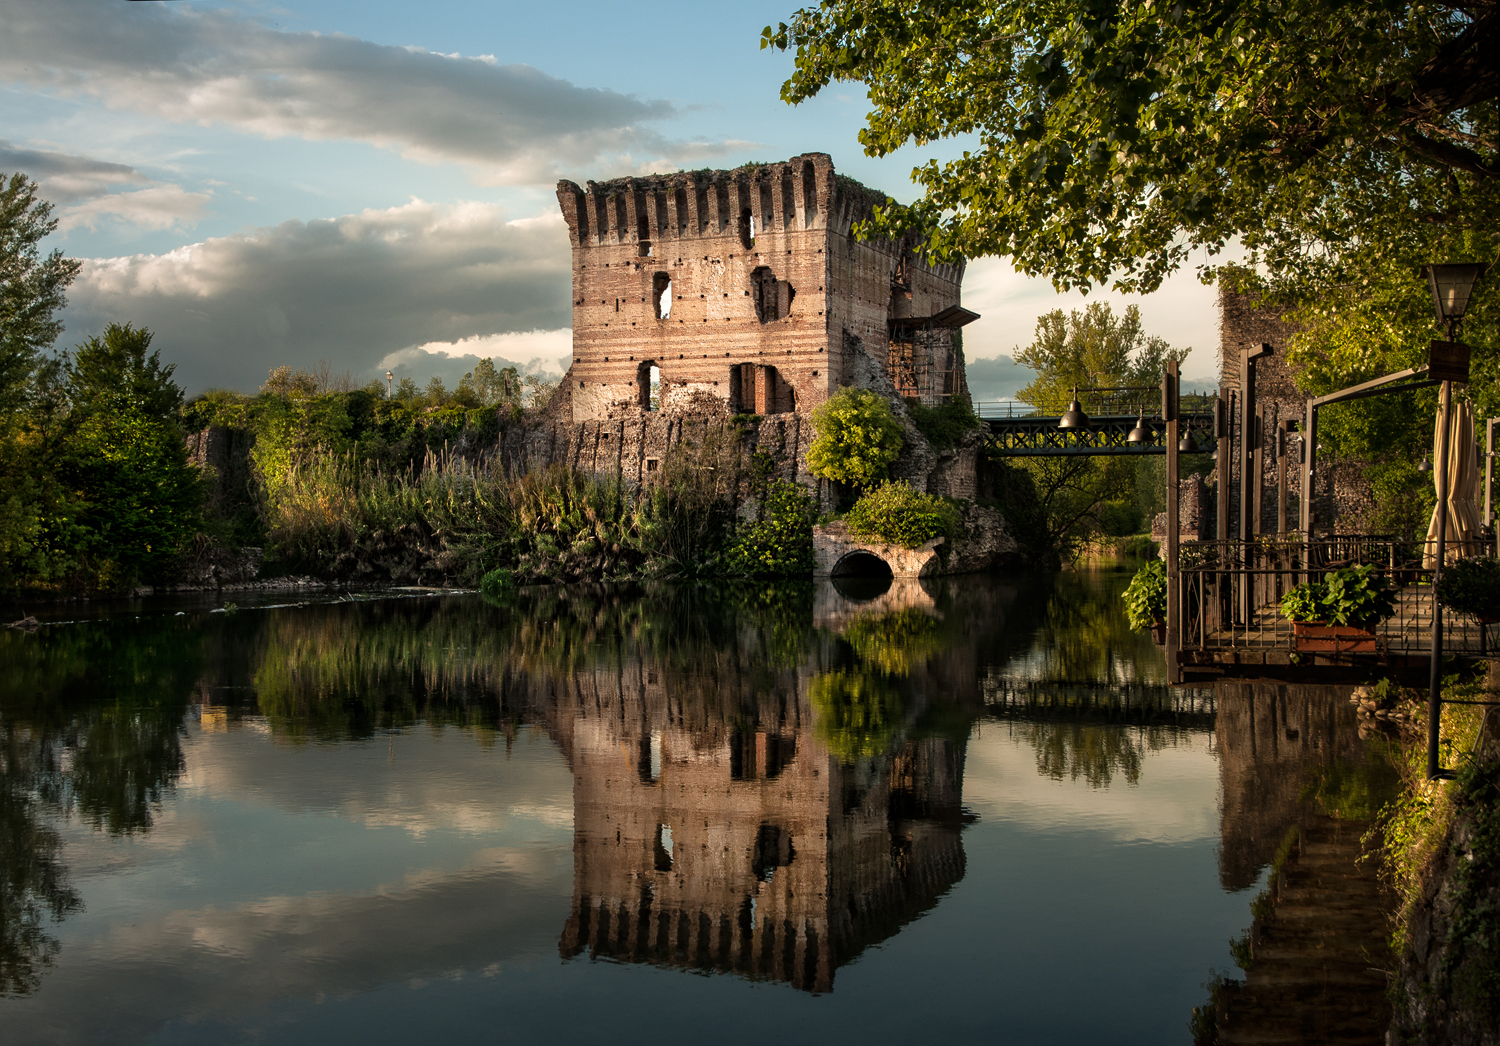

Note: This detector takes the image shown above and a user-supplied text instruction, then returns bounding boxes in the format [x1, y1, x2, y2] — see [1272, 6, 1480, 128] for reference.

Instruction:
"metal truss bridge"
[974, 402, 1216, 457]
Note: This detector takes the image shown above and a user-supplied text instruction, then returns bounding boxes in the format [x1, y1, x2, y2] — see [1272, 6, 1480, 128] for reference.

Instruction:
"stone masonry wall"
[1219, 284, 1376, 533]
[557, 154, 967, 421]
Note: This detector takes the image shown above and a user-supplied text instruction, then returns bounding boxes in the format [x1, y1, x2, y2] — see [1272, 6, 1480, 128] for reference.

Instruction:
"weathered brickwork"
[556, 154, 971, 422]
[1219, 285, 1376, 533]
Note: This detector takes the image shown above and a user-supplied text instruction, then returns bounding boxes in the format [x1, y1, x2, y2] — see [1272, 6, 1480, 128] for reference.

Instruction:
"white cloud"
[1, 138, 210, 231]
[0, 0, 736, 184]
[62, 200, 573, 393]
[61, 183, 212, 231]
[0, 138, 144, 200]
[396, 330, 572, 370]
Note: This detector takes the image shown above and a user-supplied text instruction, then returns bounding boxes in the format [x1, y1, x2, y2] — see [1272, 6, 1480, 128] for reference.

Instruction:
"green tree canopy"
[1, 174, 80, 421]
[807, 387, 904, 487]
[58, 324, 203, 585]
[764, 0, 1498, 292]
[1014, 302, 1188, 412]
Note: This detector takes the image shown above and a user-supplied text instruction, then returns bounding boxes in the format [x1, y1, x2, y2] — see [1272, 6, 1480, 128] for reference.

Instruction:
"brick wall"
[557, 154, 967, 422]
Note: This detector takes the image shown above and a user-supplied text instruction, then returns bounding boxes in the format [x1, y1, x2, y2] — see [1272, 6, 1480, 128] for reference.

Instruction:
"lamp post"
[1424, 262, 1485, 781]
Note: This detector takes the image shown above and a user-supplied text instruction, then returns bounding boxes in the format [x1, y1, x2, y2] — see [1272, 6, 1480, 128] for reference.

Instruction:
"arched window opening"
[652, 272, 671, 319]
[751, 267, 794, 323]
[637, 360, 661, 410]
[801, 160, 818, 227]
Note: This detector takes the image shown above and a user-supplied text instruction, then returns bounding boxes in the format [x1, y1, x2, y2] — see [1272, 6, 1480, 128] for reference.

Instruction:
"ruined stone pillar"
[755, 365, 771, 414]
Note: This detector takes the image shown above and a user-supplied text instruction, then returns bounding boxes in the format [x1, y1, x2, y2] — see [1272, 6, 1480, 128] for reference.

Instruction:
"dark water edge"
[0, 572, 1398, 1045]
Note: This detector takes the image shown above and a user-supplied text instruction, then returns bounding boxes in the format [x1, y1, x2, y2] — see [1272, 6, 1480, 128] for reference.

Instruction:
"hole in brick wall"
[739, 209, 754, 249]
[652, 272, 672, 319]
[637, 361, 661, 411]
[639, 239, 652, 257]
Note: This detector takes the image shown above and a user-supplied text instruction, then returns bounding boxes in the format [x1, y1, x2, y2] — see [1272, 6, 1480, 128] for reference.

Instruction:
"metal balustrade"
[1174, 536, 1493, 657]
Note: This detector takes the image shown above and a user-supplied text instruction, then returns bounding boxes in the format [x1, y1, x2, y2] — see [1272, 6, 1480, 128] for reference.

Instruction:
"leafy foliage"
[0, 173, 81, 420]
[478, 567, 515, 605]
[806, 387, 904, 487]
[1436, 557, 1500, 620]
[1122, 559, 1166, 630]
[1014, 303, 1188, 413]
[763, 0, 1499, 293]
[843, 480, 960, 548]
[1279, 564, 1397, 628]
[722, 479, 817, 578]
[906, 395, 980, 450]
[1279, 582, 1328, 624]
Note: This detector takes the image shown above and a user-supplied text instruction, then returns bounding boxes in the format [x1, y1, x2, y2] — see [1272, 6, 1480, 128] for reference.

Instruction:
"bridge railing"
[1174, 535, 1492, 656]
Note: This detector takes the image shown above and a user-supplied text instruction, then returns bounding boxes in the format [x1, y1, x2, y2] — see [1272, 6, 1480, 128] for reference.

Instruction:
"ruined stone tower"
[556, 153, 976, 423]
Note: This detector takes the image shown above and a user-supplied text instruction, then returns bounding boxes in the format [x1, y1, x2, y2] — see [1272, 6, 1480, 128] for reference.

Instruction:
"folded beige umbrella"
[1425, 399, 1482, 566]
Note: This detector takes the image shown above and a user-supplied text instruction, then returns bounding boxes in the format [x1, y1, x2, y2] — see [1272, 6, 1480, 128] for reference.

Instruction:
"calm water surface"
[1, 572, 1383, 1044]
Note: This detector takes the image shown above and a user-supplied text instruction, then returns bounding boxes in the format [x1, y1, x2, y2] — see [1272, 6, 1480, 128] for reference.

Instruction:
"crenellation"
[557, 154, 972, 423]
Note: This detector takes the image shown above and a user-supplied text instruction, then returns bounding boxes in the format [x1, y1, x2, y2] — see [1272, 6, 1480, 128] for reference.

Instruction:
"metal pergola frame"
[1298, 366, 1441, 534]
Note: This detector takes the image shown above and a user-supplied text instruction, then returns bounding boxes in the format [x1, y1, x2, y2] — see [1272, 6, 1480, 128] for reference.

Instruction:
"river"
[0, 571, 1396, 1044]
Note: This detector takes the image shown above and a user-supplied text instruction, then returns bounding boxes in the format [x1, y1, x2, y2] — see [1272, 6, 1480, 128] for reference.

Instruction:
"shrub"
[479, 567, 515, 604]
[1122, 559, 1166, 630]
[722, 479, 816, 577]
[1279, 582, 1327, 623]
[906, 396, 980, 450]
[843, 481, 960, 549]
[1437, 557, 1500, 621]
[807, 388, 904, 487]
[1279, 564, 1396, 629]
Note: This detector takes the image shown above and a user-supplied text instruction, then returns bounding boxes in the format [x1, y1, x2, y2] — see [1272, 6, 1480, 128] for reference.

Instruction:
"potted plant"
[1123, 560, 1168, 644]
[1436, 557, 1500, 652]
[1279, 564, 1397, 653]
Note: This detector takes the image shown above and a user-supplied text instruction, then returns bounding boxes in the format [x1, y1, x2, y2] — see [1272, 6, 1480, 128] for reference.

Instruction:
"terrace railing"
[1175, 535, 1493, 657]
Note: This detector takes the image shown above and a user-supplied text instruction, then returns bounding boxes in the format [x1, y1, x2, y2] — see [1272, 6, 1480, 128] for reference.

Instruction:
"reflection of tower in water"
[549, 663, 967, 993]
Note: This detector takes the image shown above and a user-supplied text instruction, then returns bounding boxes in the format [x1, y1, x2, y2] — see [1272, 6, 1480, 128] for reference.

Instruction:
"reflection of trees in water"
[245, 583, 820, 746]
[1008, 721, 1195, 788]
[1002, 571, 1168, 686]
[0, 619, 201, 995]
[0, 729, 83, 997]
[841, 607, 943, 676]
[809, 670, 904, 763]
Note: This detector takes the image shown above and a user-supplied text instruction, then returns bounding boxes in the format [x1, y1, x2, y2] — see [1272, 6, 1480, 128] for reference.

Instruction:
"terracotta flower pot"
[1292, 620, 1379, 654]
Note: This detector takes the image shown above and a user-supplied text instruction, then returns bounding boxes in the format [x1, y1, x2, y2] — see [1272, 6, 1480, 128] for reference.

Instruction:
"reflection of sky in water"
[2, 579, 1261, 1045]
[9, 723, 1243, 1045]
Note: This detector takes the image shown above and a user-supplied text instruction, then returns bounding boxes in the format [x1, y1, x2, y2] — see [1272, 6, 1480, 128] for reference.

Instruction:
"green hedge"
[843, 481, 961, 549]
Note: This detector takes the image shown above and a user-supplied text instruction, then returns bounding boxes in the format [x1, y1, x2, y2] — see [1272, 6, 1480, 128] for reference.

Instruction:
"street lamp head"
[1179, 432, 1199, 454]
[1419, 456, 1432, 472]
[1058, 386, 1090, 430]
[1423, 263, 1487, 329]
[1127, 415, 1152, 444]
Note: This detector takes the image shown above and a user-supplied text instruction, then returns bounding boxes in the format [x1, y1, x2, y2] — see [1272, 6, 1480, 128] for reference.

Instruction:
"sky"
[2, 0, 1225, 398]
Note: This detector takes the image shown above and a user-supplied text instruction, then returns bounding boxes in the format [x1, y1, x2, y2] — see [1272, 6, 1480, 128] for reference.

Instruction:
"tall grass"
[261, 434, 740, 584]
